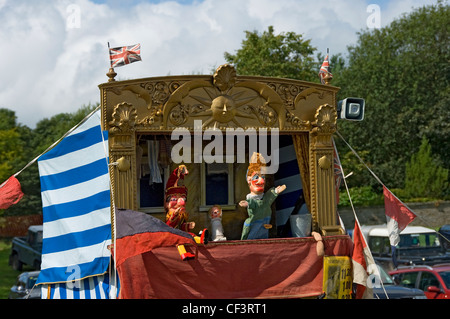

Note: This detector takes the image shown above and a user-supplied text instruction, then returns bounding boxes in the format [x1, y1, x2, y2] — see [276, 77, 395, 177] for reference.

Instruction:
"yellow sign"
[322, 256, 352, 299]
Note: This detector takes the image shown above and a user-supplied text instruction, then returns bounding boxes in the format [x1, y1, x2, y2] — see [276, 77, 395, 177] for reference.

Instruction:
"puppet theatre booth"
[101, 64, 353, 299]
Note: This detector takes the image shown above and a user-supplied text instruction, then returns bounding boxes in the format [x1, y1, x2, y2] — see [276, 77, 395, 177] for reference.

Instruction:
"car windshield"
[377, 265, 394, 285]
[399, 233, 440, 248]
[439, 271, 450, 289]
[27, 275, 38, 289]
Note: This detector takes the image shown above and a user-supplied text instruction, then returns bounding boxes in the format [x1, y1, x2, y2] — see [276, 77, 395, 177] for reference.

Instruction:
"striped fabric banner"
[274, 136, 307, 227]
[36, 109, 111, 286]
[40, 274, 117, 299]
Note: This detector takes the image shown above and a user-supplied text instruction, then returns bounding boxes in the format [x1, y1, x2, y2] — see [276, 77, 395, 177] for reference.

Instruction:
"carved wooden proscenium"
[99, 64, 342, 235]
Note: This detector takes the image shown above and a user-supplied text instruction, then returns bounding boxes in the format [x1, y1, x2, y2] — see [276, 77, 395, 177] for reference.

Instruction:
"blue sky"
[0, 0, 438, 127]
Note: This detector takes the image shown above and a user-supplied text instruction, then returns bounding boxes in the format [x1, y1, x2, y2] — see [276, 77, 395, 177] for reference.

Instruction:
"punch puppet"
[165, 165, 207, 260]
[240, 153, 286, 240]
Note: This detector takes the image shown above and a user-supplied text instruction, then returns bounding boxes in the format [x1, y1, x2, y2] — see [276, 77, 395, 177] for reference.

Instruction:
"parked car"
[438, 224, 450, 252]
[389, 264, 450, 299]
[372, 264, 426, 299]
[9, 225, 42, 270]
[8, 271, 41, 299]
[361, 224, 450, 271]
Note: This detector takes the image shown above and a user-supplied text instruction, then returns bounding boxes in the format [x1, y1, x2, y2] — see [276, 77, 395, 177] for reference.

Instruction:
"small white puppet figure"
[208, 205, 227, 241]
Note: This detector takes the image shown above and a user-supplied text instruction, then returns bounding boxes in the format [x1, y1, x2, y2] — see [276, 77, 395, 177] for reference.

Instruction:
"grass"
[0, 239, 34, 299]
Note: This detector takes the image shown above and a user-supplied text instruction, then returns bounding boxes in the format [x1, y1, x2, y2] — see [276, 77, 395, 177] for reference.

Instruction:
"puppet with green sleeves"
[239, 153, 286, 240]
[239, 153, 325, 257]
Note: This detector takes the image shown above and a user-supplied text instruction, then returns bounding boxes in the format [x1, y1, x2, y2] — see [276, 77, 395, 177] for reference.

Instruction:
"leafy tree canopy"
[336, 3, 449, 190]
[405, 137, 448, 198]
[224, 26, 318, 82]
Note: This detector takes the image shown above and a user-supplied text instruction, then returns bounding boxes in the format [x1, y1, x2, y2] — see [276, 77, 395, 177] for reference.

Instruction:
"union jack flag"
[109, 43, 142, 68]
[319, 53, 333, 84]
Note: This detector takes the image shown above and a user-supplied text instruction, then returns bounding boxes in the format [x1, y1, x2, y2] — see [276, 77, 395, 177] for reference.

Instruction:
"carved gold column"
[108, 102, 138, 211]
[309, 104, 343, 235]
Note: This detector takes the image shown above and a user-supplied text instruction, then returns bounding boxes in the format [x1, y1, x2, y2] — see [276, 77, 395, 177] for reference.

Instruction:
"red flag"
[352, 221, 374, 299]
[383, 186, 416, 234]
[384, 186, 416, 251]
[0, 175, 24, 209]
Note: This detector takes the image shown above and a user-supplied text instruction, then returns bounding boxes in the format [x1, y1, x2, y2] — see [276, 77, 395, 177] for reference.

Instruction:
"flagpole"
[107, 42, 111, 68]
[107, 42, 117, 82]
[96, 78, 118, 297]
[335, 137, 388, 298]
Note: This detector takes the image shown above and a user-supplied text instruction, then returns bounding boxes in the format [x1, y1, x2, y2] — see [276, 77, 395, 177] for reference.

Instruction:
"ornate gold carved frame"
[99, 64, 343, 235]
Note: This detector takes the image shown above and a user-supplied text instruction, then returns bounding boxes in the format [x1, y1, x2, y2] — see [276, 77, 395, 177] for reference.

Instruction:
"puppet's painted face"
[249, 172, 265, 194]
[209, 206, 222, 219]
[165, 194, 187, 216]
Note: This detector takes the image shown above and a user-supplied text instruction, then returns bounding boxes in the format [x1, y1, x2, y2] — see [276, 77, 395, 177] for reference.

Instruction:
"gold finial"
[107, 67, 117, 82]
[323, 73, 332, 85]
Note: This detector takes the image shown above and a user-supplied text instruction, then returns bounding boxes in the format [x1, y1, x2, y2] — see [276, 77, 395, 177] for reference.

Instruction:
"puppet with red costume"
[164, 164, 207, 260]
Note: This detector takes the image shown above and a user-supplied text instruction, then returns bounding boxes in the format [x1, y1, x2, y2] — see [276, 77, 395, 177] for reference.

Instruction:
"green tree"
[0, 109, 35, 216]
[336, 3, 449, 189]
[421, 92, 450, 170]
[224, 26, 318, 81]
[0, 109, 25, 183]
[405, 137, 448, 198]
[0, 129, 23, 183]
[338, 149, 373, 188]
[32, 104, 98, 156]
[0, 109, 17, 130]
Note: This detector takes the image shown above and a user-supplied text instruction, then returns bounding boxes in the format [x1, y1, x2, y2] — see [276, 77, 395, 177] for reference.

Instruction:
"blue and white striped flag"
[274, 136, 307, 228]
[41, 274, 117, 299]
[36, 109, 111, 287]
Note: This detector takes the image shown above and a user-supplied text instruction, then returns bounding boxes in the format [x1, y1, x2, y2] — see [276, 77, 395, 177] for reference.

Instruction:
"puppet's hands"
[312, 231, 325, 257]
[275, 184, 286, 194]
[178, 164, 188, 177]
[239, 200, 248, 207]
[187, 221, 196, 230]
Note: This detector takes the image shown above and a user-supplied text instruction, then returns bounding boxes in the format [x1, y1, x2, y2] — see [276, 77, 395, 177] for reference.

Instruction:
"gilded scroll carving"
[162, 64, 285, 130]
[268, 83, 306, 110]
[107, 81, 181, 127]
[285, 110, 311, 130]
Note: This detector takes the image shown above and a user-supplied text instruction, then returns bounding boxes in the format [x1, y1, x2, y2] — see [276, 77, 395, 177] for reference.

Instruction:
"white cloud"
[0, 0, 436, 128]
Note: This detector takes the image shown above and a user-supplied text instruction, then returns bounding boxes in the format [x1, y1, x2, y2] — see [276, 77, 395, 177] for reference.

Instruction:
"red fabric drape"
[117, 236, 352, 299]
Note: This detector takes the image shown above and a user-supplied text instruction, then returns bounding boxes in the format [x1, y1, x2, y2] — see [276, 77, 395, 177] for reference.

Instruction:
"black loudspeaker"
[337, 97, 365, 121]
